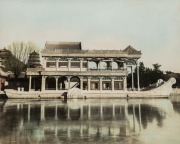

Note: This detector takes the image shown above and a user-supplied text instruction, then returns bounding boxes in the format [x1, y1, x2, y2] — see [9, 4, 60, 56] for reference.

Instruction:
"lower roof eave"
[26, 71, 128, 77]
[41, 52, 141, 59]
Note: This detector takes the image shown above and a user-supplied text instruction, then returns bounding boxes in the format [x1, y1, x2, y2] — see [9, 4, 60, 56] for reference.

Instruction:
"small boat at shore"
[4, 78, 176, 99]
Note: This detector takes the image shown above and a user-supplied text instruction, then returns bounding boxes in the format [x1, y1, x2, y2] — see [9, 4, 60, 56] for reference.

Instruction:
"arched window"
[112, 62, 118, 69]
[89, 61, 97, 69]
[58, 76, 68, 90]
[99, 61, 107, 69]
[70, 76, 80, 88]
[45, 77, 56, 90]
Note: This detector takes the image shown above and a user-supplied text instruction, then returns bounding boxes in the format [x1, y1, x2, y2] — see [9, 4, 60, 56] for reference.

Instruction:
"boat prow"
[127, 77, 176, 98]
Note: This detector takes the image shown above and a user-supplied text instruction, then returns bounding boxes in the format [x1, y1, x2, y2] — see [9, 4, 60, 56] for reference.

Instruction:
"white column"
[137, 62, 140, 91]
[123, 62, 127, 91]
[111, 77, 114, 91]
[29, 76, 32, 91]
[123, 62, 127, 69]
[99, 77, 102, 91]
[80, 59, 83, 71]
[111, 59, 113, 70]
[123, 77, 127, 91]
[55, 77, 58, 91]
[80, 77, 83, 90]
[41, 76, 45, 91]
[87, 60, 90, 71]
[67, 77, 71, 89]
[131, 66, 134, 90]
[43, 59, 47, 68]
[88, 77, 91, 91]
[68, 59, 71, 71]
[56, 59, 58, 71]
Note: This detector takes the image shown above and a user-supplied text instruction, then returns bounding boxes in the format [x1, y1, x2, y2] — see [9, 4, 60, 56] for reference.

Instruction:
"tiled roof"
[123, 45, 141, 55]
[45, 41, 81, 51]
[29, 51, 39, 56]
[41, 42, 141, 58]
[0, 48, 11, 58]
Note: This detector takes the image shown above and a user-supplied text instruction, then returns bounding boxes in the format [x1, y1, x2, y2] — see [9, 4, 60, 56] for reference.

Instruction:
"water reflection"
[170, 96, 180, 114]
[0, 97, 180, 144]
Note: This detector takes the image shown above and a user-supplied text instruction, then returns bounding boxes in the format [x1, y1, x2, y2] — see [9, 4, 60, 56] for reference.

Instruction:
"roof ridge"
[45, 41, 82, 51]
[46, 41, 81, 45]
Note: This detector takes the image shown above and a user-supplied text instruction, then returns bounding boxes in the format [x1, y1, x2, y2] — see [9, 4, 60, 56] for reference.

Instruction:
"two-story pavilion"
[26, 41, 141, 96]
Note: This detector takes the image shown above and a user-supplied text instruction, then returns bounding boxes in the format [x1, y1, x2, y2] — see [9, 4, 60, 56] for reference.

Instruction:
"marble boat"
[2, 42, 176, 99]
[4, 78, 176, 99]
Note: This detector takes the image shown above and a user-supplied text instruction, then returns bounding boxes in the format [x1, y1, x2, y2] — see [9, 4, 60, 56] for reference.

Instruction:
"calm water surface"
[0, 96, 180, 144]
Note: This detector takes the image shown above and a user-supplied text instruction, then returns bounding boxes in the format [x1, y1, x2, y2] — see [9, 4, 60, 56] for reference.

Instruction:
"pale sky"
[0, 0, 180, 72]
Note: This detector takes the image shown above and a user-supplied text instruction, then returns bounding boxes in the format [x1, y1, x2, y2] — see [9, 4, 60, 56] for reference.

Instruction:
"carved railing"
[27, 68, 45, 72]
[88, 68, 127, 72]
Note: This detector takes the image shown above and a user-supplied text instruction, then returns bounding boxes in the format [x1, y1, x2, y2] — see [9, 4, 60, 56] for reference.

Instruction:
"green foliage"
[128, 62, 165, 88]
[2, 41, 40, 78]
[153, 63, 161, 71]
[3, 54, 26, 78]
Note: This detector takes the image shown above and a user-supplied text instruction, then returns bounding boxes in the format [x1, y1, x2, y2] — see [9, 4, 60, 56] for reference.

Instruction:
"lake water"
[0, 96, 180, 144]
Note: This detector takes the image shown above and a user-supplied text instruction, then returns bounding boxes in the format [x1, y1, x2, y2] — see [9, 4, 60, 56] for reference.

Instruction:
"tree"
[3, 53, 26, 78]
[2, 41, 40, 78]
[6, 41, 40, 64]
[133, 62, 147, 88]
[153, 63, 161, 71]
[128, 62, 166, 89]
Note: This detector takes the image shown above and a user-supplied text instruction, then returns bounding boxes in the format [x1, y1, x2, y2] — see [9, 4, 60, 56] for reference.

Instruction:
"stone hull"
[4, 90, 64, 99]
[3, 90, 170, 99]
[4, 78, 176, 99]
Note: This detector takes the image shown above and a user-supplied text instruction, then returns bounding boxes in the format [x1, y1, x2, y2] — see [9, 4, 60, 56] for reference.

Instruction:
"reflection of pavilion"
[170, 96, 180, 115]
[0, 99, 174, 142]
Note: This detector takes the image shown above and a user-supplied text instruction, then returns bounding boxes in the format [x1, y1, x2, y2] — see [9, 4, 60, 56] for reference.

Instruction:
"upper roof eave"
[41, 51, 141, 59]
